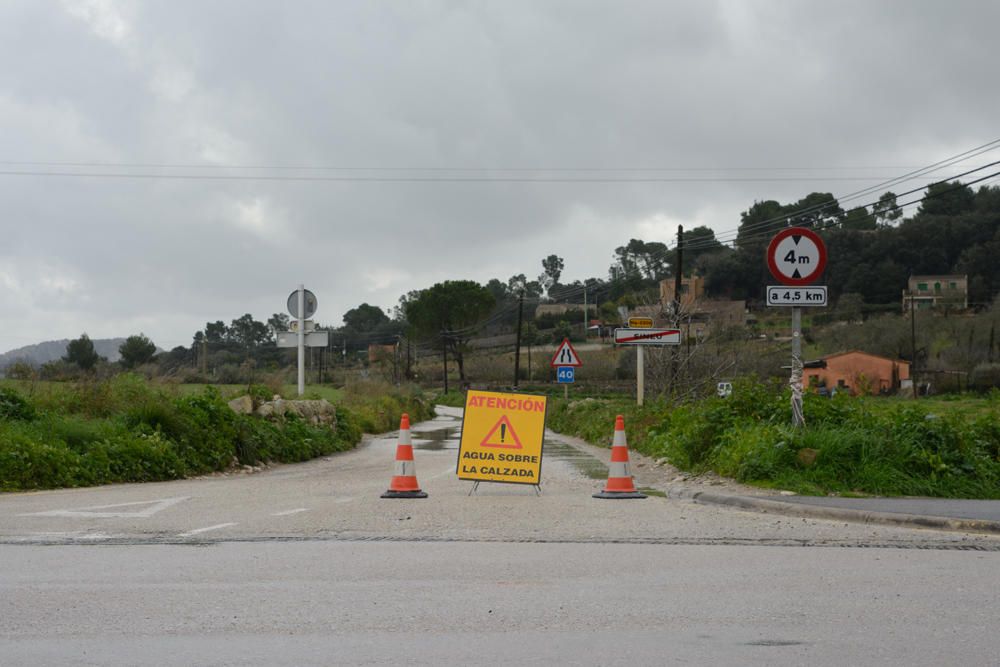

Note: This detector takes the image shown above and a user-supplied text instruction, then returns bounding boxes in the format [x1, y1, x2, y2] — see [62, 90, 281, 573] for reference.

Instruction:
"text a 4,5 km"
[766, 286, 828, 307]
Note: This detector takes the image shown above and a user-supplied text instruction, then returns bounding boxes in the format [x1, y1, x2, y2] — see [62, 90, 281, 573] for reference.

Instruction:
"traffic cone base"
[381, 414, 428, 499]
[381, 489, 428, 499]
[593, 414, 647, 500]
[593, 489, 647, 499]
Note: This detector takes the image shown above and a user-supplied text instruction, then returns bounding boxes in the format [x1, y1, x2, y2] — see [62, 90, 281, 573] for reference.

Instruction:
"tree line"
[18, 179, 999, 386]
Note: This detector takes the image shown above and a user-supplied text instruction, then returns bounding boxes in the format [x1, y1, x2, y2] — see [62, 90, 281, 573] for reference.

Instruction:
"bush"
[0, 377, 436, 492]
[0, 429, 86, 491]
[0, 388, 36, 421]
[545, 376, 1000, 499]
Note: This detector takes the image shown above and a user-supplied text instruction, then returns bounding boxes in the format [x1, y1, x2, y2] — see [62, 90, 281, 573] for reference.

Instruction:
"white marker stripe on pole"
[178, 523, 237, 537]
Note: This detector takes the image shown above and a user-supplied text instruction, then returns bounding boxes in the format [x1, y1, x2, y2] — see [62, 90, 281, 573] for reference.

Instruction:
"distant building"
[902, 275, 968, 311]
[368, 343, 396, 363]
[659, 275, 705, 309]
[803, 350, 910, 395]
[658, 274, 746, 337]
[534, 303, 596, 320]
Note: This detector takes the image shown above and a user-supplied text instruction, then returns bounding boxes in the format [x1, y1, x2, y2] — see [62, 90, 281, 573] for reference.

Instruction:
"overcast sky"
[1, 0, 997, 352]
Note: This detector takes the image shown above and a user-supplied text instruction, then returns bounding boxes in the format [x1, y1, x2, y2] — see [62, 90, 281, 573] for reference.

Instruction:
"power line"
[0, 159, 978, 172]
[0, 169, 979, 184]
[525, 165, 1000, 308]
[679, 168, 1000, 254]
[683, 144, 1000, 249]
[678, 156, 1000, 252]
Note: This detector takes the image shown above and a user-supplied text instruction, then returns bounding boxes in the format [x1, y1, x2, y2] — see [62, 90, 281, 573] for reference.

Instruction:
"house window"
[949, 282, 957, 289]
[837, 379, 847, 388]
[917, 282, 928, 291]
[934, 282, 941, 291]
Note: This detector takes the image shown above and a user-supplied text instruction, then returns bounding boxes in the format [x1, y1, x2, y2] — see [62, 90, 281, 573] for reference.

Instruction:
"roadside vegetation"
[548, 379, 1000, 499]
[0, 376, 432, 492]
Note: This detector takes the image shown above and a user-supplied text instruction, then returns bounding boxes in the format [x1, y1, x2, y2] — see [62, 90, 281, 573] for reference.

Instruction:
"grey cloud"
[1, 0, 997, 350]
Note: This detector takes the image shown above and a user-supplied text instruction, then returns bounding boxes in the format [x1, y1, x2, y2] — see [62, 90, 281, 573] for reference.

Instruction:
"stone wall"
[228, 395, 337, 426]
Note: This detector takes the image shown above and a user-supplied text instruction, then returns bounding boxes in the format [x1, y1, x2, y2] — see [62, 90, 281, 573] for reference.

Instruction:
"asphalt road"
[2, 541, 998, 666]
[2, 407, 1000, 665]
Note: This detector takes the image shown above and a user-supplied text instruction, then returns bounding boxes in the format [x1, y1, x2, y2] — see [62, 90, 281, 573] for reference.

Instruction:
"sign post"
[297, 287, 304, 396]
[286, 286, 319, 397]
[766, 227, 827, 428]
[613, 327, 682, 405]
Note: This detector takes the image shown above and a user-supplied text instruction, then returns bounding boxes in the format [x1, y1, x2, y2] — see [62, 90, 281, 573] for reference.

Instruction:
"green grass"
[0, 375, 431, 492]
[1, 380, 345, 404]
[546, 381, 1000, 499]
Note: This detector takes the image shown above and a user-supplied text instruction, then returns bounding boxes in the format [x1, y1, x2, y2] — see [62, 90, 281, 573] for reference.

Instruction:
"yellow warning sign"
[458, 390, 547, 485]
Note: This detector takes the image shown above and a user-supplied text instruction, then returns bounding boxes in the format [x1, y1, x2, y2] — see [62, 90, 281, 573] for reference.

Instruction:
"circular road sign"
[766, 227, 827, 286]
[287, 288, 318, 319]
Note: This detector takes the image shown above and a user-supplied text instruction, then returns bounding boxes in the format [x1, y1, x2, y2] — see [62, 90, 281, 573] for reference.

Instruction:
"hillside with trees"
[3, 179, 999, 392]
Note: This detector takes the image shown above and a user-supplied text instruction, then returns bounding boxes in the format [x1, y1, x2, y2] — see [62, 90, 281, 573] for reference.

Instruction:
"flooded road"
[410, 410, 609, 482]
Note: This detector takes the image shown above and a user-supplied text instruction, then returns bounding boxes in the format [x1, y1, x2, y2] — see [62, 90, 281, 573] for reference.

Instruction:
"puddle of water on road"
[409, 422, 609, 481]
[412, 426, 460, 451]
[542, 440, 608, 480]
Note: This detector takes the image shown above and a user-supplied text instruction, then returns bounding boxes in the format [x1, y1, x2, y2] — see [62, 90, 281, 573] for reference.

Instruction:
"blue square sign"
[556, 366, 575, 383]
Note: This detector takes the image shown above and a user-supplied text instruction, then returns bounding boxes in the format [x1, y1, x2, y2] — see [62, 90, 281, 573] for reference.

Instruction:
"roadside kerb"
[668, 486, 1000, 537]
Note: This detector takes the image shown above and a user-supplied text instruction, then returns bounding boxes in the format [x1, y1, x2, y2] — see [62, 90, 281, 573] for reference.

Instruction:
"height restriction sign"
[766, 227, 827, 286]
[457, 390, 547, 485]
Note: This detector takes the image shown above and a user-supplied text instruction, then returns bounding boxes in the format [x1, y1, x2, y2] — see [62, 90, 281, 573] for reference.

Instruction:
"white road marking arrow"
[21, 496, 190, 519]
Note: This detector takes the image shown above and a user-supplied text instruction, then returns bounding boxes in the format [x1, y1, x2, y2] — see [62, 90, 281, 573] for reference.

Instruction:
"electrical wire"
[0, 169, 976, 184]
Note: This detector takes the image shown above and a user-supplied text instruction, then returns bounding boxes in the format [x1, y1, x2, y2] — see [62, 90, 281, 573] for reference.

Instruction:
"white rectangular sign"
[277, 331, 329, 348]
[766, 285, 828, 307]
[613, 328, 682, 345]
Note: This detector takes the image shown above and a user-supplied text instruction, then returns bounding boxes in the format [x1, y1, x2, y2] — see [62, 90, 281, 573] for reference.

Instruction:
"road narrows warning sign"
[458, 390, 547, 485]
[550, 338, 582, 367]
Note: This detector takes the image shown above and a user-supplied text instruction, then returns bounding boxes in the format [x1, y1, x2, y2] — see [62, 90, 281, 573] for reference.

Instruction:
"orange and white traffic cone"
[381, 413, 428, 499]
[593, 414, 647, 499]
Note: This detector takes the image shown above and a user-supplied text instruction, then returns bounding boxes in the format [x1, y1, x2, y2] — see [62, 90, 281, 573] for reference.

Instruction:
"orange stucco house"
[803, 350, 911, 395]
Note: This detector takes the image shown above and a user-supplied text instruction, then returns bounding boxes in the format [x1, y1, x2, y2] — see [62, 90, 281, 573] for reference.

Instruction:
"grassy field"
[2, 379, 344, 404]
[0, 375, 430, 492]
[547, 381, 1000, 499]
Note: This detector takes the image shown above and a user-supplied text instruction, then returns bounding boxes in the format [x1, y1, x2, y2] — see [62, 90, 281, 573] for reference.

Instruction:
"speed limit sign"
[766, 227, 827, 286]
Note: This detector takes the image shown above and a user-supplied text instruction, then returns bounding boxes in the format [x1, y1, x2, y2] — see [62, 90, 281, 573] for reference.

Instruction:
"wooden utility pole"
[673, 225, 684, 318]
[910, 293, 918, 399]
[406, 335, 412, 380]
[670, 225, 684, 394]
[441, 331, 449, 393]
[513, 291, 524, 387]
